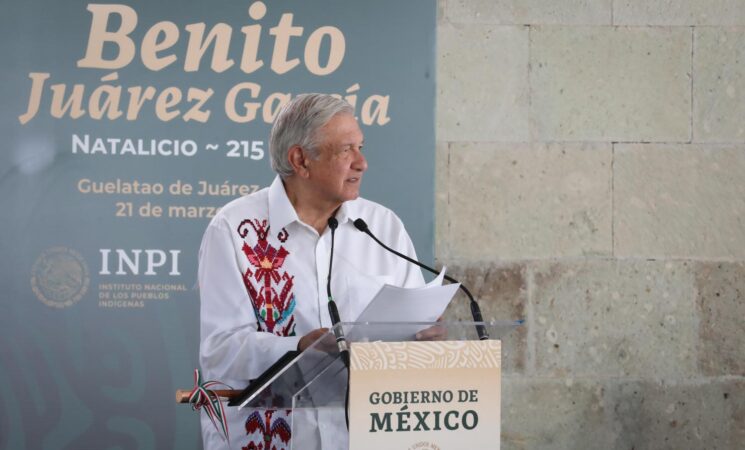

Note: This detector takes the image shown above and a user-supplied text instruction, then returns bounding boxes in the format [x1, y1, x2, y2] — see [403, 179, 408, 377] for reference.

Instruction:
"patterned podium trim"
[350, 341, 501, 371]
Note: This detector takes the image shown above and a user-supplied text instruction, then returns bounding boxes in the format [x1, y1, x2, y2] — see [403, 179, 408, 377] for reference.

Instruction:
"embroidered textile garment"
[199, 176, 425, 450]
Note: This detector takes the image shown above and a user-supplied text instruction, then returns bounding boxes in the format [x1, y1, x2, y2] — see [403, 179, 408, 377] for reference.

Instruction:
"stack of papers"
[351, 268, 460, 341]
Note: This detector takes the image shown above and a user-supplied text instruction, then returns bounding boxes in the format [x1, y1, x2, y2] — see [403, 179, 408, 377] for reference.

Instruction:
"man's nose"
[352, 149, 367, 172]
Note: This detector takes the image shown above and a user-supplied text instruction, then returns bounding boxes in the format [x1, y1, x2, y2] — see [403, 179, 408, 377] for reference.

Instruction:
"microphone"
[353, 218, 489, 340]
[326, 216, 350, 367]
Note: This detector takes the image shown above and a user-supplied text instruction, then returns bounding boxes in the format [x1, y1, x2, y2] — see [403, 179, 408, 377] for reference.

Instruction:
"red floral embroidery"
[243, 410, 292, 450]
[238, 219, 296, 336]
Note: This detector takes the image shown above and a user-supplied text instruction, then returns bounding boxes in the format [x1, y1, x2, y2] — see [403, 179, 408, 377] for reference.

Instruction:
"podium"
[231, 321, 519, 450]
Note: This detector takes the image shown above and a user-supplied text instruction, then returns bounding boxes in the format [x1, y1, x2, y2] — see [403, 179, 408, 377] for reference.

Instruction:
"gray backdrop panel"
[0, 1, 435, 449]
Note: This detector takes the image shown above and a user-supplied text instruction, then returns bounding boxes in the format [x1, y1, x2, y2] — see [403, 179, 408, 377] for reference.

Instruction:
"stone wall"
[436, 1, 745, 448]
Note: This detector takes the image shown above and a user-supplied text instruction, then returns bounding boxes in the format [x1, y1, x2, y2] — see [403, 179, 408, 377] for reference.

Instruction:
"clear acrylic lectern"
[232, 320, 520, 450]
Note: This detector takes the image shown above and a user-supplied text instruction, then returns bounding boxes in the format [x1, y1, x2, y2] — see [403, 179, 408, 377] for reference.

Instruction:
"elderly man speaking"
[198, 94, 425, 449]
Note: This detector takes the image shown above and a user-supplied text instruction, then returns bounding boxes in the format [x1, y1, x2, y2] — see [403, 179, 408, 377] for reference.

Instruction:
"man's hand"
[415, 324, 448, 341]
[297, 328, 336, 352]
[415, 316, 448, 341]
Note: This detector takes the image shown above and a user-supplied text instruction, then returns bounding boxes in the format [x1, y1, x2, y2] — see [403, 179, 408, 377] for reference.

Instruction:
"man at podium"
[198, 94, 425, 449]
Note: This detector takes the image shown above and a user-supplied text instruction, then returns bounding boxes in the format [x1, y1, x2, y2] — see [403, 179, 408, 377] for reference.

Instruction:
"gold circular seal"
[31, 247, 90, 308]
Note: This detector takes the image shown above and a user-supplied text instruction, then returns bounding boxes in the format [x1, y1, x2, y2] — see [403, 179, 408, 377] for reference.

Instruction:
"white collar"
[336, 196, 362, 227]
[267, 175, 363, 236]
[267, 176, 299, 237]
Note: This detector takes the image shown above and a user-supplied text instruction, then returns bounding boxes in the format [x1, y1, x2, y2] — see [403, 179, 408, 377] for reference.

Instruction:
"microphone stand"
[326, 216, 351, 430]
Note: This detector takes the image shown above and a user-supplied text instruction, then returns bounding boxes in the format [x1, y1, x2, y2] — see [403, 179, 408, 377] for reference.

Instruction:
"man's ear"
[287, 145, 310, 178]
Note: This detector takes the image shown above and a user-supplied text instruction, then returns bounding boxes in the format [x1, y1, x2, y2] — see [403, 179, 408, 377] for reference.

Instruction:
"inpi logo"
[99, 249, 181, 276]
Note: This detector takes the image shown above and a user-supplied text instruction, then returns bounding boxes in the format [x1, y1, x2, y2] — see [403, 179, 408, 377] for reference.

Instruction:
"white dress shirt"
[199, 176, 424, 450]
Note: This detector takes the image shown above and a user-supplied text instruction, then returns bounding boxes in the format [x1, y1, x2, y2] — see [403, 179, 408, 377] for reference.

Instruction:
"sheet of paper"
[423, 267, 447, 289]
[350, 267, 460, 341]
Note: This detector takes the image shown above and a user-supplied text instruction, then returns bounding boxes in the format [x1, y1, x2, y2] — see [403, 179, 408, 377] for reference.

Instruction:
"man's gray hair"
[269, 93, 354, 178]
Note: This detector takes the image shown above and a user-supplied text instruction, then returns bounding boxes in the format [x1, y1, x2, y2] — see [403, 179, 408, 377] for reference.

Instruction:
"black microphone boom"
[326, 216, 350, 367]
[352, 218, 489, 340]
[327, 216, 352, 430]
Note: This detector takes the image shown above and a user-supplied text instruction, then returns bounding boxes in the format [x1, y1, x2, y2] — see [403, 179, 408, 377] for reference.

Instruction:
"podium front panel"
[236, 321, 519, 450]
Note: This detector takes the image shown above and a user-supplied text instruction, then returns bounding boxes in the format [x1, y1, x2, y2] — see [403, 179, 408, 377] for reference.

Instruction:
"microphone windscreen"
[353, 218, 368, 232]
[328, 216, 339, 230]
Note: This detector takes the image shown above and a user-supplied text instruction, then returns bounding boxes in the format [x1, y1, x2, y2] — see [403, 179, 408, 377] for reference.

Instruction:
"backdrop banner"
[0, 1, 435, 448]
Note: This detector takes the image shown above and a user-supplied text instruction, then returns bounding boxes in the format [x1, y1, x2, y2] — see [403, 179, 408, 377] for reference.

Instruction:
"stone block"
[735, 380, 745, 446]
[501, 377, 745, 449]
[531, 259, 697, 378]
[694, 29, 745, 142]
[605, 379, 745, 449]
[441, 264, 527, 373]
[446, 0, 611, 25]
[530, 26, 691, 142]
[614, 144, 745, 258]
[446, 142, 612, 260]
[437, 23, 529, 141]
[501, 377, 615, 449]
[615, 0, 745, 25]
[695, 262, 745, 376]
